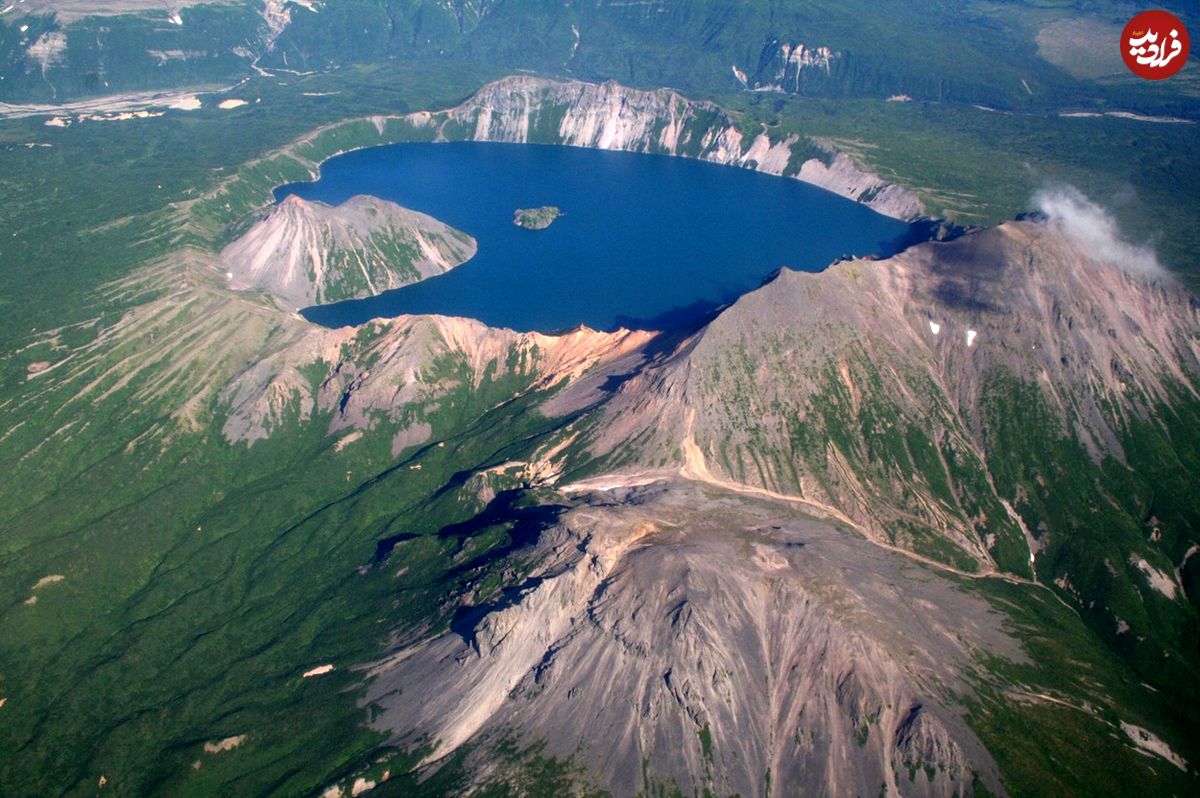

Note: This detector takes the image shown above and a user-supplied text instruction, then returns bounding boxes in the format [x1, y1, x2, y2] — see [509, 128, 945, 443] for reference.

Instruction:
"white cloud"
[1033, 186, 1162, 277]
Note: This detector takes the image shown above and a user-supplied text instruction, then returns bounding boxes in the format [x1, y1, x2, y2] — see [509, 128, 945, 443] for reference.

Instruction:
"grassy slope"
[967, 576, 1198, 798]
[0, 323, 581, 795]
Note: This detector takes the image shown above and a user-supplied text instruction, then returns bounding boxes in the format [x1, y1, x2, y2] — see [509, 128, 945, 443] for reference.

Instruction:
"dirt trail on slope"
[567, 410, 1052, 590]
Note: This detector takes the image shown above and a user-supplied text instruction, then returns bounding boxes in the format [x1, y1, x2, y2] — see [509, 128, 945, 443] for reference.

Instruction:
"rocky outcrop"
[734, 39, 840, 93]
[406, 75, 924, 221]
[221, 194, 476, 309]
[218, 313, 652, 444]
[367, 481, 1011, 797]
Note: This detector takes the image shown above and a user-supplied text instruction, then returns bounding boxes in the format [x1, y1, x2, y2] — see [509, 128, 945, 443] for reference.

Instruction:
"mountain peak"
[221, 194, 477, 310]
[569, 219, 1199, 576]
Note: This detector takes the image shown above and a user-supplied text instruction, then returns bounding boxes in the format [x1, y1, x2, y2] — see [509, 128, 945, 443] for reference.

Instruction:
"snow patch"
[929, 321, 941, 335]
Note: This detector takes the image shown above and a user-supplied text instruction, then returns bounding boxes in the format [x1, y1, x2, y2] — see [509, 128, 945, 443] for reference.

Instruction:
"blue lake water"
[277, 142, 916, 333]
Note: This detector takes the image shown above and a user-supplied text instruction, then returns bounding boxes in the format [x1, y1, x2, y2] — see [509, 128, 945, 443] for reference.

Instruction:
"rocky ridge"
[399, 75, 924, 221]
[219, 313, 651, 446]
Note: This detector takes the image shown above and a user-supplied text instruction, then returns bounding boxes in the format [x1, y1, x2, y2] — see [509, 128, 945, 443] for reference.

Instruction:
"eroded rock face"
[733, 39, 840, 93]
[221, 194, 476, 309]
[798, 142, 925, 221]
[218, 313, 652, 444]
[412, 75, 924, 221]
[367, 482, 1013, 797]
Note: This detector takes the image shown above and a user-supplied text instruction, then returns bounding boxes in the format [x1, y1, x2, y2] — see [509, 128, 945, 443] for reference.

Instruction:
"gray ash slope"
[369, 481, 1013, 798]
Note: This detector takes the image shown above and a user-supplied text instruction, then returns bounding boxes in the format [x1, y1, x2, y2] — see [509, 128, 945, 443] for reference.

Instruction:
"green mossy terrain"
[513, 206, 561, 230]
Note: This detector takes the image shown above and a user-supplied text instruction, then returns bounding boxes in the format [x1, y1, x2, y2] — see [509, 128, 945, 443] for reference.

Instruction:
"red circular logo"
[1122, 10, 1190, 80]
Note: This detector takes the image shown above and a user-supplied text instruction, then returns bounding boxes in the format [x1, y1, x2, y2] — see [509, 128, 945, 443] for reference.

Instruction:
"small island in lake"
[513, 206, 561, 230]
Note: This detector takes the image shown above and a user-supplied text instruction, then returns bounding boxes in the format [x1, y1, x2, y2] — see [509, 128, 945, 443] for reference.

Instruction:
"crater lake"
[278, 142, 917, 332]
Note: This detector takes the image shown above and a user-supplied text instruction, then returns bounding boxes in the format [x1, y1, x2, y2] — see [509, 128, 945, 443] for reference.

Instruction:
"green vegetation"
[726, 92, 1200, 287]
[364, 739, 611, 798]
[697, 723, 714, 763]
[8, 1, 1194, 115]
[968, 577, 1199, 797]
[0, 332, 591, 795]
[854, 722, 870, 747]
[978, 372, 1200, 696]
[513, 205, 562, 230]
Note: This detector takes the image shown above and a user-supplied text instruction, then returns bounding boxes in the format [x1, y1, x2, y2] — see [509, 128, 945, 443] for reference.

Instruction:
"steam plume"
[1033, 186, 1162, 277]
